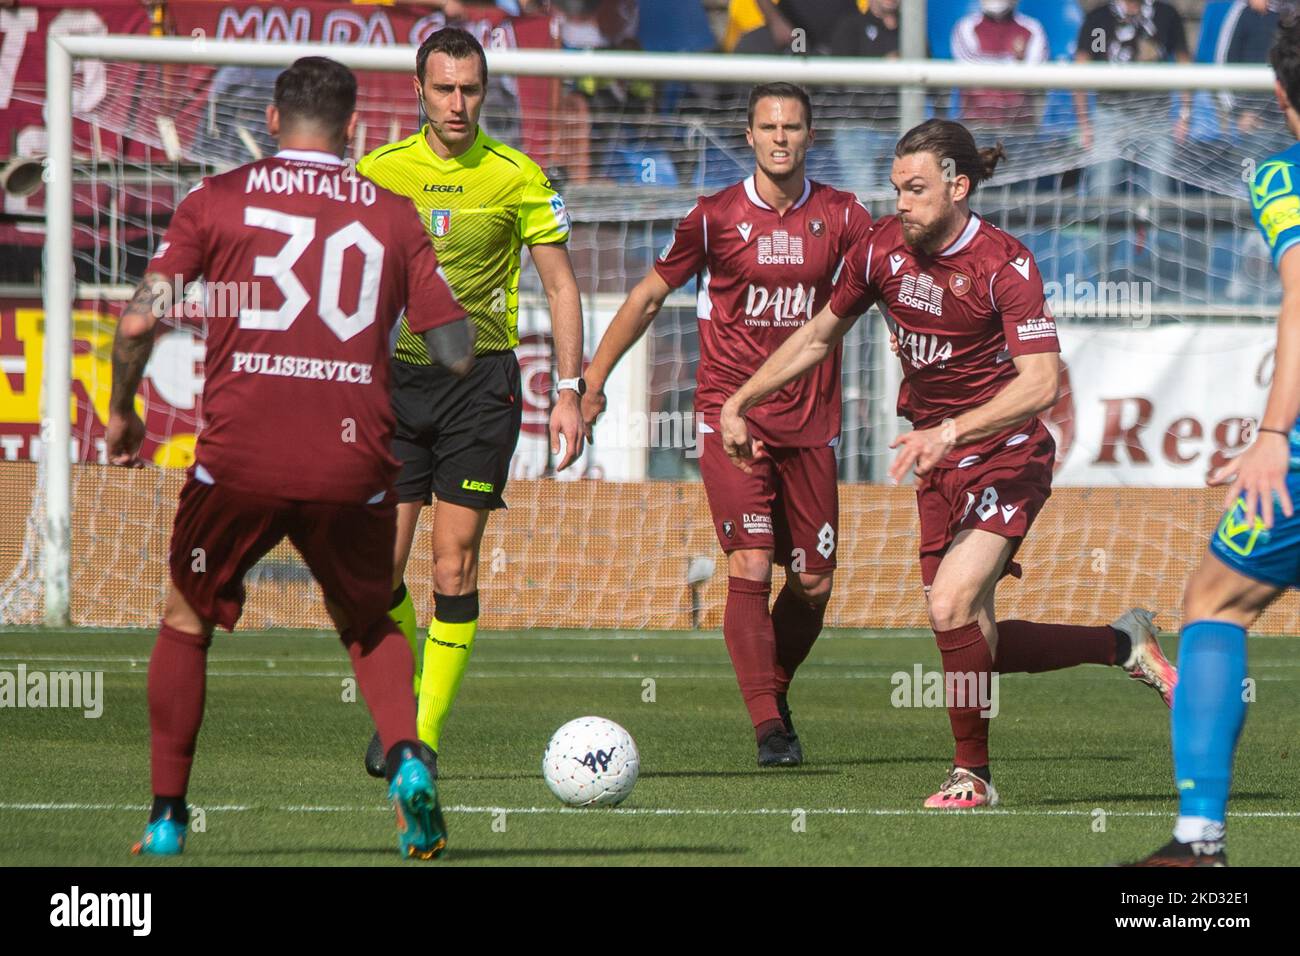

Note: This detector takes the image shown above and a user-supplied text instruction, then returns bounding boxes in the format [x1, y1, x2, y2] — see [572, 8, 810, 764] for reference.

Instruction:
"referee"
[357, 28, 584, 776]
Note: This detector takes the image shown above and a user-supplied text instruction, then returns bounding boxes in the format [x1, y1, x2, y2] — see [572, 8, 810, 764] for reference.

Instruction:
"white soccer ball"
[542, 716, 640, 807]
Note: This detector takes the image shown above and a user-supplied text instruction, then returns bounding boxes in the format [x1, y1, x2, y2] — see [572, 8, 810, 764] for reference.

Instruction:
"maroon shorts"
[915, 424, 1055, 587]
[168, 474, 396, 631]
[698, 432, 839, 572]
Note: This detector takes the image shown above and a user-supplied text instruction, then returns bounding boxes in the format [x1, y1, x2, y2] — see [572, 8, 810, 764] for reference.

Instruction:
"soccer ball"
[542, 716, 640, 807]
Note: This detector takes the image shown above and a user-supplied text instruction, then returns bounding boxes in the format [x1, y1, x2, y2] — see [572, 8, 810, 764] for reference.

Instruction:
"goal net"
[4, 33, 1299, 633]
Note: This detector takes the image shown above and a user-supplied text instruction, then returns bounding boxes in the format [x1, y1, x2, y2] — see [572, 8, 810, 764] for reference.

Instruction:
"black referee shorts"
[391, 350, 522, 511]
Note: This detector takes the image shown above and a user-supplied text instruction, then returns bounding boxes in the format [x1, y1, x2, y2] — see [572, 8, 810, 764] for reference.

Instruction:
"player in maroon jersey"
[581, 83, 873, 767]
[105, 58, 470, 858]
[722, 119, 1178, 806]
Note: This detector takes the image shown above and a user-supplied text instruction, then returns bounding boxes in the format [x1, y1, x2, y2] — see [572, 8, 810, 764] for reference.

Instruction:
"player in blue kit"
[1126, 12, 1300, 867]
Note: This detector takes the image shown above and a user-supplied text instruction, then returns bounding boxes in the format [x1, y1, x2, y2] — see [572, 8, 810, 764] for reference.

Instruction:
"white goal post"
[39, 33, 1276, 627]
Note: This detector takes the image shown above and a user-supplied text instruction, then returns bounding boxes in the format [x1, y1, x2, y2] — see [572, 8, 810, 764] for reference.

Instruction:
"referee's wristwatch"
[556, 376, 587, 397]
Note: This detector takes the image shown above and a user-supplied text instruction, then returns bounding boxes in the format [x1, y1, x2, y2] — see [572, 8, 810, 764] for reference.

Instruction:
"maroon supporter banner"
[0, 1, 151, 159]
[1, 2, 555, 160]
[163, 3, 558, 162]
[1, 3, 558, 246]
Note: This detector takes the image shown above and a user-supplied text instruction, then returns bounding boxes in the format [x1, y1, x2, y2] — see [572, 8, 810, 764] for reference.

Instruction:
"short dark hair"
[746, 82, 813, 129]
[273, 57, 356, 134]
[895, 118, 1005, 190]
[1270, 10, 1300, 111]
[417, 27, 489, 86]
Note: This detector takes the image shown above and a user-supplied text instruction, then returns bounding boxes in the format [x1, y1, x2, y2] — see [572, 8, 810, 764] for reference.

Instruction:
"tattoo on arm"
[110, 273, 171, 413]
[110, 334, 153, 414]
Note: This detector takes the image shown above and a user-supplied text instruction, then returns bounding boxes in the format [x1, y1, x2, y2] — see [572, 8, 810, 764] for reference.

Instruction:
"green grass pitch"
[1, 627, 1297, 866]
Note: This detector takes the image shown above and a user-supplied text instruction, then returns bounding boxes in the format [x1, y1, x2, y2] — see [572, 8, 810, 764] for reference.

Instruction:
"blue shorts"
[1208, 472, 1300, 589]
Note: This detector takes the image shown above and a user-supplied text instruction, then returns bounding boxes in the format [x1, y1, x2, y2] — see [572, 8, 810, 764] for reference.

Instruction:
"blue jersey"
[1249, 141, 1300, 269]
[1248, 142, 1300, 469]
[1211, 144, 1300, 584]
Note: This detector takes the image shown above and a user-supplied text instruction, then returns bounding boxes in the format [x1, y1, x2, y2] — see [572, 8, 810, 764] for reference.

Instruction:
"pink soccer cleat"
[923, 767, 1000, 809]
[1113, 608, 1178, 708]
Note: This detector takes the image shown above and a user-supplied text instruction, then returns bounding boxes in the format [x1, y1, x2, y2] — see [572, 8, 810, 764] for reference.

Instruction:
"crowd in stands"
[499, 1, 1293, 310]
[384, 0, 1279, 196]
[470, 1, 1295, 194]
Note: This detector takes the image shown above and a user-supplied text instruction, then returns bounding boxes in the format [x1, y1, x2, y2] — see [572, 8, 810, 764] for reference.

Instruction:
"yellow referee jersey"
[357, 126, 571, 361]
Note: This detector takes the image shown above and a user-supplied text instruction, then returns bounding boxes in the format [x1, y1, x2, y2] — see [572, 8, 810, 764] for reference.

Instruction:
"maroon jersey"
[654, 176, 873, 447]
[830, 213, 1059, 461]
[148, 149, 466, 503]
[950, 12, 1048, 123]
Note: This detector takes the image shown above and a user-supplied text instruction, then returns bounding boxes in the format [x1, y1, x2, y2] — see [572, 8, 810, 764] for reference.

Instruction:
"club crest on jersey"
[810, 218, 824, 237]
[722, 520, 735, 539]
[1252, 160, 1293, 209]
[898, 273, 944, 316]
[949, 273, 971, 296]
[737, 222, 753, 243]
[431, 209, 452, 237]
[757, 230, 803, 265]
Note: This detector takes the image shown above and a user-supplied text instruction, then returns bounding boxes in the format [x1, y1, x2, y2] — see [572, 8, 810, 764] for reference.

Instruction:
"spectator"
[828, 0, 902, 194]
[1217, 0, 1284, 136]
[950, 1, 1048, 129]
[731, 0, 863, 56]
[1074, 0, 1191, 198]
[554, 0, 647, 183]
[720, 0, 767, 52]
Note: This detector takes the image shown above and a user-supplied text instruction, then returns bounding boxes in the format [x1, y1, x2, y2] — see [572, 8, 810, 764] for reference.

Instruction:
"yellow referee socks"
[389, 583, 422, 696]
[416, 591, 479, 752]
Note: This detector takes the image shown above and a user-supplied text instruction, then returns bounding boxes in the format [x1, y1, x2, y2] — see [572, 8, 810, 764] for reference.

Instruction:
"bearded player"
[1127, 12, 1300, 867]
[355, 28, 584, 778]
[105, 58, 470, 858]
[722, 119, 1178, 806]
[582, 83, 872, 766]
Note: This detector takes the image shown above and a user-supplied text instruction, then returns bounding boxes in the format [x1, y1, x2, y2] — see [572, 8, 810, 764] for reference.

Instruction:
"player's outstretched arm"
[720, 303, 859, 472]
[889, 351, 1059, 483]
[582, 268, 673, 439]
[107, 272, 173, 466]
[531, 242, 585, 470]
[1209, 250, 1300, 527]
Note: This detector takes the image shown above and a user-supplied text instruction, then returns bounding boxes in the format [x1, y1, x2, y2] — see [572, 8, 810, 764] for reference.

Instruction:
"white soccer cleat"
[1113, 607, 1177, 708]
[923, 767, 1000, 809]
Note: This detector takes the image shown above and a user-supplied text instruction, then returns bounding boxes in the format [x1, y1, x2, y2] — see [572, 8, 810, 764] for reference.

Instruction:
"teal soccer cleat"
[131, 809, 186, 856]
[388, 746, 447, 860]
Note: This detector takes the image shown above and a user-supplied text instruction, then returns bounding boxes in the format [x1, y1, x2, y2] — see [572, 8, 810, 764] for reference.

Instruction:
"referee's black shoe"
[777, 695, 803, 764]
[364, 730, 386, 778]
[757, 729, 801, 768]
[368, 731, 439, 781]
